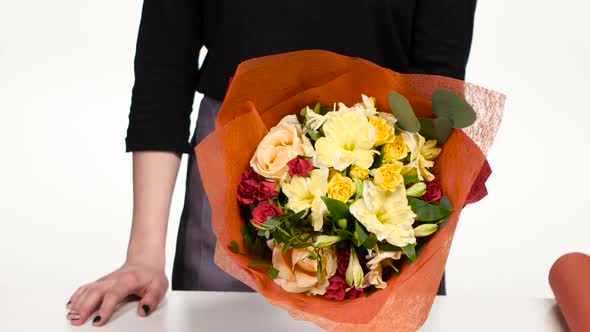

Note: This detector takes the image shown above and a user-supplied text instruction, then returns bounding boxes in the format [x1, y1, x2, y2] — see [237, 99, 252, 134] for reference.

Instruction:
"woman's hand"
[66, 151, 180, 326]
[66, 261, 169, 327]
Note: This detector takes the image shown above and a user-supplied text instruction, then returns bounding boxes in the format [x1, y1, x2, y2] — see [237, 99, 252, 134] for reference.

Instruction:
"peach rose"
[250, 115, 305, 180]
[269, 241, 337, 295]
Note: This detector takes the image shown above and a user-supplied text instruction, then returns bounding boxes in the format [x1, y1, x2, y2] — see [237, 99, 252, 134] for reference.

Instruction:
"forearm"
[126, 151, 182, 269]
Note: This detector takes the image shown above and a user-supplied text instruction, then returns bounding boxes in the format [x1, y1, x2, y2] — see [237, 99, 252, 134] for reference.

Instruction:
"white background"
[1, 0, 588, 303]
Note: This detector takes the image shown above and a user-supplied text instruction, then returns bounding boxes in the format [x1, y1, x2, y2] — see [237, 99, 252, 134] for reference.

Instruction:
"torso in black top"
[126, 0, 476, 154]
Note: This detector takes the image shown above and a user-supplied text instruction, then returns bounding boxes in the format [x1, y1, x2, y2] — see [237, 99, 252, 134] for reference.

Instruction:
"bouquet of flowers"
[236, 93, 464, 300]
[196, 50, 504, 331]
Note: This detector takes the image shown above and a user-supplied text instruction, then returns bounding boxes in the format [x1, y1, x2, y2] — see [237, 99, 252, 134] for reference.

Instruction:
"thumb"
[137, 281, 167, 317]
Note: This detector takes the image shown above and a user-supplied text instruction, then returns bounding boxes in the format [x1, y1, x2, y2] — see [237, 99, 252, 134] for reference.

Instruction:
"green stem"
[276, 225, 291, 238]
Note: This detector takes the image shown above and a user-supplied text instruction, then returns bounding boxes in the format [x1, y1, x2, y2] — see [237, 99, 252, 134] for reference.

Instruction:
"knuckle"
[74, 285, 87, 295]
[85, 287, 102, 299]
[102, 291, 120, 305]
[118, 271, 139, 285]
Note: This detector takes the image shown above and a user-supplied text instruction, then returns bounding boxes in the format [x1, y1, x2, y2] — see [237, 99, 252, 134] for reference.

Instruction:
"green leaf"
[320, 106, 333, 115]
[354, 178, 364, 201]
[404, 173, 419, 185]
[364, 286, 378, 298]
[307, 130, 322, 142]
[418, 117, 453, 144]
[300, 107, 308, 118]
[316, 254, 324, 283]
[408, 197, 453, 222]
[389, 91, 421, 133]
[335, 229, 354, 240]
[352, 221, 369, 247]
[248, 259, 272, 268]
[268, 267, 279, 279]
[380, 243, 403, 252]
[432, 90, 477, 128]
[258, 217, 281, 231]
[228, 241, 240, 254]
[362, 234, 378, 249]
[321, 197, 351, 221]
[402, 244, 417, 262]
[371, 148, 384, 169]
[313, 102, 321, 114]
[440, 195, 453, 211]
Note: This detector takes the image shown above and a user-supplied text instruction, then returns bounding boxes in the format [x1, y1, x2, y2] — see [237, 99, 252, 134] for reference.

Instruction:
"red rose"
[337, 248, 350, 276]
[324, 275, 347, 301]
[237, 168, 262, 204]
[256, 181, 278, 201]
[346, 286, 365, 299]
[287, 157, 314, 177]
[251, 201, 283, 228]
[237, 168, 279, 205]
[423, 179, 443, 203]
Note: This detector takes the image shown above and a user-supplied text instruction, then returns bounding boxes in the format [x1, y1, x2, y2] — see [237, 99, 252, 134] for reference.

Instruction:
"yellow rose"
[349, 165, 369, 180]
[374, 162, 404, 191]
[328, 168, 341, 181]
[382, 134, 408, 162]
[369, 116, 396, 146]
[250, 115, 304, 180]
[327, 173, 356, 202]
[269, 242, 337, 295]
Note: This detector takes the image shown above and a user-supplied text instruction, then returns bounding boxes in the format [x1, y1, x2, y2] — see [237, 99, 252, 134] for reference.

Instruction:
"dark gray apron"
[171, 95, 445, 295]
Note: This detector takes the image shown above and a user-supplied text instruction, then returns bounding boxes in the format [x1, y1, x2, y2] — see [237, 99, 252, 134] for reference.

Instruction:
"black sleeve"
[409, 0, 477, 80]
[125, 0, 203, 155]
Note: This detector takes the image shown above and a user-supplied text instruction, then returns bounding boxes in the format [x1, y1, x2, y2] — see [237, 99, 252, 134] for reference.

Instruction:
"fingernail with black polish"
[67, 300, 71, 305]
[142, 304, 150, 316]
[93, 316, 102, 323]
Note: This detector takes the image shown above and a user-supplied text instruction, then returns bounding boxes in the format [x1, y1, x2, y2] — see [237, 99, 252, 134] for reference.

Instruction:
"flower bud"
[337, 218, 348, 229]
[406, 182, 427, 197]
[345, 248, 364, 288]
[414, 223, 438, 237]
[313, 235, 342, 248]
[354, 178, 364, 200]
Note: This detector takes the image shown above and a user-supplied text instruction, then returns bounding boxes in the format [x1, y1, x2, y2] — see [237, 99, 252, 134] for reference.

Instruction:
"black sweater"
[125, 0, 477, 155]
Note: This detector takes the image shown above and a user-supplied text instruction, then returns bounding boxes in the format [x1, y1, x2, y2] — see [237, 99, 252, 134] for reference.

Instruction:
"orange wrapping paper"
[196, 50, 505, 331]
[549, 253, 590, 332]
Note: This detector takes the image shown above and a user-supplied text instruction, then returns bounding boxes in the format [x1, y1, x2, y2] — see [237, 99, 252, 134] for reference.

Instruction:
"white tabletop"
[3, 287, 566, 332]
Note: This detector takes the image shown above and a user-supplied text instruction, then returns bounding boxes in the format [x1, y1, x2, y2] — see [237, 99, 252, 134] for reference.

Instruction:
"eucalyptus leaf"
[418, 117, 453, 144]
[321, 197, 351, 221]
[432, 89, 477, 128]
[388, 91, 421, 133]
[259, 217, 281, 231]
[408, 197, 453, 222]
